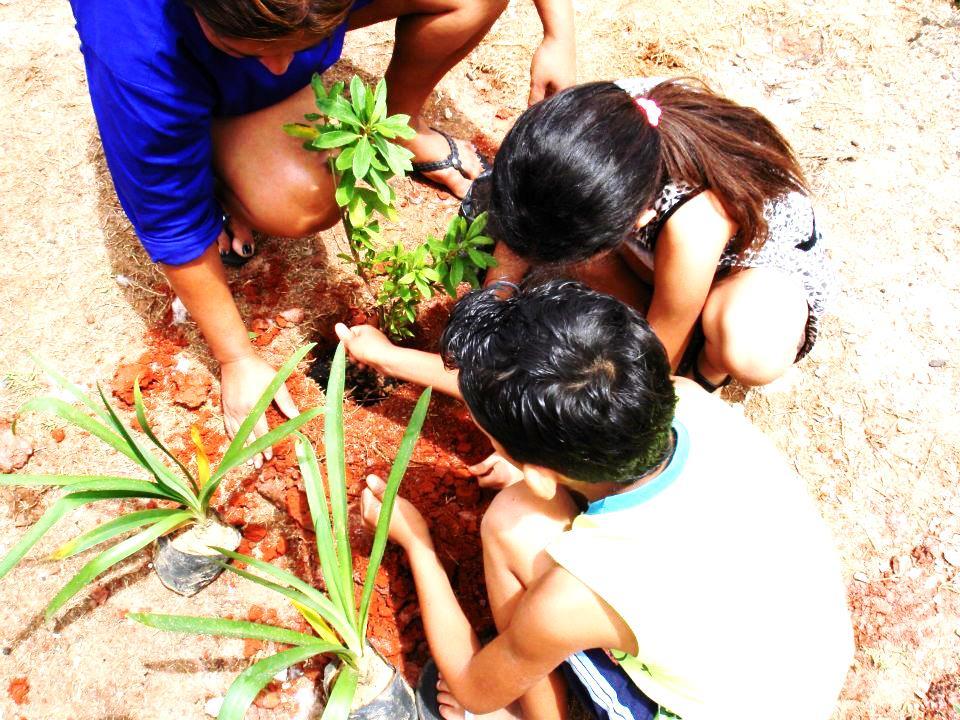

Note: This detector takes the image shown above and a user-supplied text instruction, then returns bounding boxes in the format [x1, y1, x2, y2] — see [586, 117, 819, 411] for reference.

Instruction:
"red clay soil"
[107, 310, 495, 689]
[7, 677, 29, 705]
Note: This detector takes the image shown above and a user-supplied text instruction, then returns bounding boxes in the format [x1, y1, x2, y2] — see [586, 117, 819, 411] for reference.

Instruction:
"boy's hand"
[334, 323, 396, 375]
[469, 452, 524, 489]
[361, 475, 432, 550]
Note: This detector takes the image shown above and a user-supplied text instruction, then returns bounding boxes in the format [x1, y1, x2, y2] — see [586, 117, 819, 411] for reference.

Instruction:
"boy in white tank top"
[358, 280, 853, 720]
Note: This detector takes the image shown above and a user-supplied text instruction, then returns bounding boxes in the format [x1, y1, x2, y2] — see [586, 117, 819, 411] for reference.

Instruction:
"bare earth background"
[1, 0, 960, 718]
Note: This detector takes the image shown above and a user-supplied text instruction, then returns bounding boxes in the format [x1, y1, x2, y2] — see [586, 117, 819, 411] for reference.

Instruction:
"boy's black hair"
[440, 281, 677, 484]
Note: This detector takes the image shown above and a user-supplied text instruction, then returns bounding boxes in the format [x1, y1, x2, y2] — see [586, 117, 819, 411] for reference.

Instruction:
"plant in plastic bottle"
[0, 345, 322, 611]
[130, 344, 431, 720]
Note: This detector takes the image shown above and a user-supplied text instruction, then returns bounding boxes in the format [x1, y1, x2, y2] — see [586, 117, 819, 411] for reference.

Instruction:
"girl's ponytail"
[643, 79, 808, 253]
[490, 78, 806, 264]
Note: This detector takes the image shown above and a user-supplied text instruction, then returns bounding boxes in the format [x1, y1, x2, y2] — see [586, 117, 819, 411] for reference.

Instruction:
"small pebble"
[1, 647, 10, 656]
[854, 571, 869, 582]
[204, 696, 224, 717]
[443, 107, 453, 120]
[928, 359, 947, 368]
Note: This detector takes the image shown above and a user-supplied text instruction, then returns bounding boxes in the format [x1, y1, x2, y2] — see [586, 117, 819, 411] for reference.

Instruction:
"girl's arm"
[646, 190, 737, 370]
[528, 0, 576, 104]
[334, 324, 462, 398]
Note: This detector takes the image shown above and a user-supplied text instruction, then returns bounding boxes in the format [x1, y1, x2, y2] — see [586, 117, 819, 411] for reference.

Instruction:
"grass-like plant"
[284, 75, 495, 339]
[0, 345, 322, 619]
[130, 343, 432, 720]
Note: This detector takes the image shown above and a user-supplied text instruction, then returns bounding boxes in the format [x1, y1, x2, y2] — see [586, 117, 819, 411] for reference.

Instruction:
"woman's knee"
[702, 270, 808, 386]
[232, 159, 340, 238]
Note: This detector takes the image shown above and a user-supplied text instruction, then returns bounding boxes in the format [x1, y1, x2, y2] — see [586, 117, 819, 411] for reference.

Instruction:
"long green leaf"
[128, 613, 334, 648]
[359, 387, 431, 637]
[324, 344, 355, 625]
[313, 130, 360, 149]
[45, 511, 193, 619]
[320, 663, 359, 720]
[133, 379, 196, 491]
[209, 344, 315, 488]
[215, 550, 359, 651]
[200, 406, 323, 511]
[219, 646, 333, 720]
[28, 353, 113, 426]
[53, 509, 187, 559]
[17, 396, 137, 465]
[0, 490, 153, 579]
[0, 474, 168, 490]
[295, 434, 352, 620]
[219, 562, 356, 646]
[349, 75, 366, 120]
[95, 385, 199, 510]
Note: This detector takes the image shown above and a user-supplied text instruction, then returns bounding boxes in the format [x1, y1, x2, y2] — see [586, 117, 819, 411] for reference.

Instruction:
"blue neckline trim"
[585, 421, 689, 515]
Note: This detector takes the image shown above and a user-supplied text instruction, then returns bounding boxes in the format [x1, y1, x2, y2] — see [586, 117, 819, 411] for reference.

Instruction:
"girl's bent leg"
[699, 267, 809, 387]
[211, 84, 340, 240]
[481, 482, 579, 720]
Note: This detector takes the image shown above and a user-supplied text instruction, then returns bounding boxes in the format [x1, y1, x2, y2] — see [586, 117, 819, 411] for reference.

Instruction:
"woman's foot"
[436, 676, 523, 720]
[405, 124, 485, 198]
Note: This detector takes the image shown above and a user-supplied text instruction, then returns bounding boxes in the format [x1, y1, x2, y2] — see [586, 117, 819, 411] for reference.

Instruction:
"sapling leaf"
[466, 212, 488, 239]
[369, 153, 389, 174]
[336, 146, 356, 172]
[467, 248, 488, 268]
[220, 646, 338, 720]
[421, 267, 440, 283]
[352, 137, 373, 182]
[368, 168, 392, 205]
[313, 130, 361, 149]
[45, 511, 193, 619]
[283, 123, 320, 141]
[190, 426, 211, 489]
[129, 613, 332, 648]
[414, 279, 432, 299]
[358, 387, 431, 637]
[347, 192, 368, 227]
[371, 78, 387, 124]
[451, 258, 465, 287]
[317, 96, 361, 127]
[349, 75, 366, 121]
[311, 73, 328, 102]
[321, 663, 359, 720]
[335, 170, 356, 207]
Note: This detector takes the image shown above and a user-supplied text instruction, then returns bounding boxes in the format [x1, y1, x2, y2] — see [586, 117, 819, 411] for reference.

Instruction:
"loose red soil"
[7, 678, 28, 705]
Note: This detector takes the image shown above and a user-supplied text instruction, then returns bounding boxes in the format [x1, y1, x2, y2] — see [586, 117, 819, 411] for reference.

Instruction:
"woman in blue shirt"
[70, 0, 575, 464]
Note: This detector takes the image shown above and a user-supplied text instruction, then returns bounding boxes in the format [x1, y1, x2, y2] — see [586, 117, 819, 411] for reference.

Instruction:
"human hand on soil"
[469, 452, 524, 489]
[528, 35, 576, 105]
[335, 323, 396, 375]
[361, 475, 432, 550]
[220, 354, 300, 469]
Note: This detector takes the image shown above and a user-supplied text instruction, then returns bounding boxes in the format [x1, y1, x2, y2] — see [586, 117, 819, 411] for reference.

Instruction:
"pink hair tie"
[633, 97, 661, 127]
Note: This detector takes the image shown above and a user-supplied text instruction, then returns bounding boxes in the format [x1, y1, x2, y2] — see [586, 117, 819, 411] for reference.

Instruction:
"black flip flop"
[411, 127, 491, 199]
[219, 214, 256, 268]
[415, 659, 446, 720]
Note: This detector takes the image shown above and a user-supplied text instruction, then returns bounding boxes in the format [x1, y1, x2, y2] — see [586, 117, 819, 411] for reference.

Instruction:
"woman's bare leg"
[699, 267, 809, 387]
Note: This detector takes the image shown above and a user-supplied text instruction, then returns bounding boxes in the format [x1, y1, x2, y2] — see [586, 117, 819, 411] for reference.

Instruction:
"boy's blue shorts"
[563, 649, 661, 720]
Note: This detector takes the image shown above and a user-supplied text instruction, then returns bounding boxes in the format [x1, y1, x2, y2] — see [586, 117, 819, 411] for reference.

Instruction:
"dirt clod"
[7, 678, 29, 705]
[0, 424, 33, 473]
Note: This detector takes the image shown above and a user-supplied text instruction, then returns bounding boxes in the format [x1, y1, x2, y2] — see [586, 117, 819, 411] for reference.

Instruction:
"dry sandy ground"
[1, 0, 960, 718]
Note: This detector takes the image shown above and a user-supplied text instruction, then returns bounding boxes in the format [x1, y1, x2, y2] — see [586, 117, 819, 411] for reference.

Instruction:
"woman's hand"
[220, 353, 300, 469]
[469, 452, 524, 489]
[528, 34, 576, 105]
[334, 323, 397, 375]
[361, 475, 432, 551]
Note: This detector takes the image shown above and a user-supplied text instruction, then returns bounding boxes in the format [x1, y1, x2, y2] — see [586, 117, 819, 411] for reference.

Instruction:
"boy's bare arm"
[334, 323, 462, 398]
[361, 477, 635, 715]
